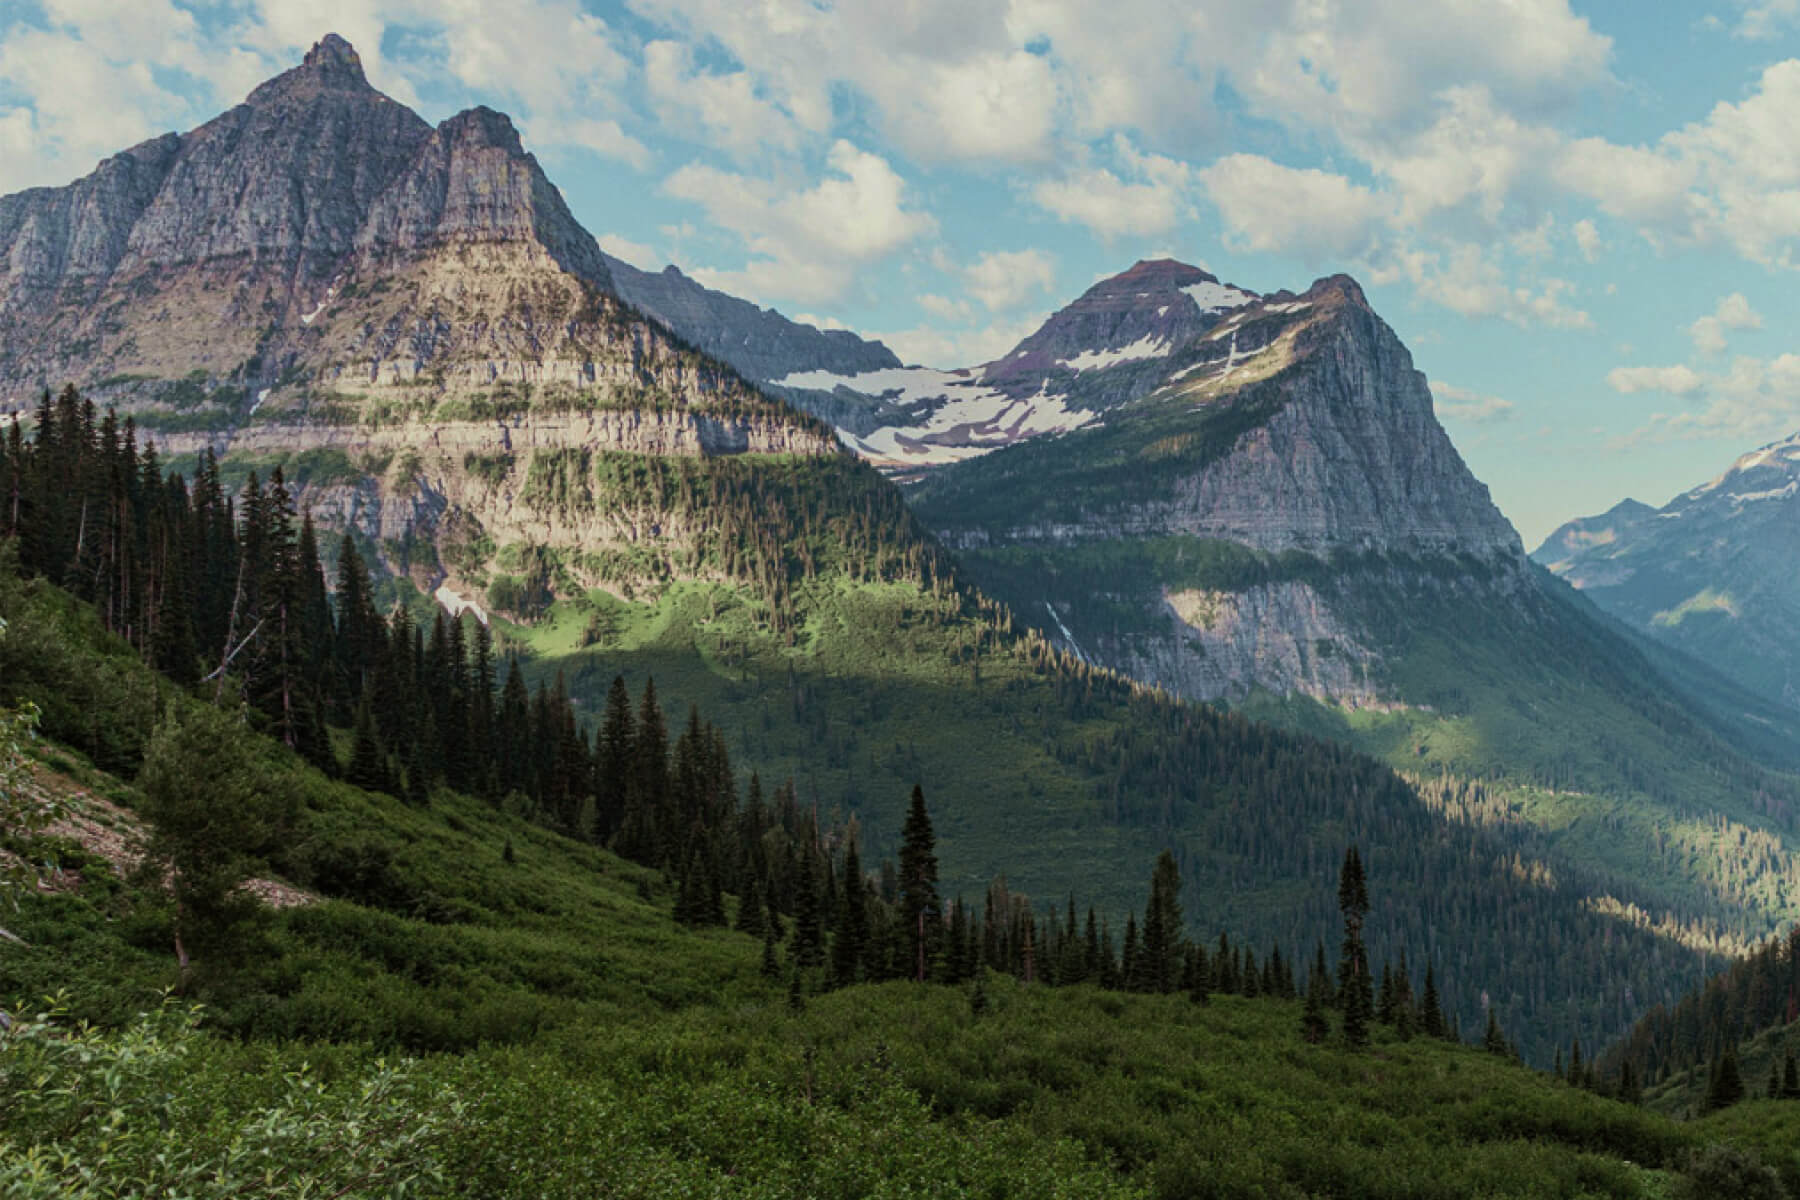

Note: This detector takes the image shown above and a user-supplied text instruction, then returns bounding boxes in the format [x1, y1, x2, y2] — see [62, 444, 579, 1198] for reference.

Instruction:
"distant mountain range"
[1536, 435, 1800, 710]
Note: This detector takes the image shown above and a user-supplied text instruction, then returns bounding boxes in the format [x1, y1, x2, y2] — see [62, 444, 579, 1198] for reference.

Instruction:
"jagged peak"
[436, 106, 526, 155]
[247, 33, 375, 106]
[1301, 274, 1371, 310]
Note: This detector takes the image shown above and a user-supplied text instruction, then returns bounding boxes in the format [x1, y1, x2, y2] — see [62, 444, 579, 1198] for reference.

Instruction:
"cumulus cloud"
[956, 248, 1058, 311]
[643, 39, 798, 159]
[1626, 353, 1800, 443]
[597, 233, 661, 269]
[664, 140, 936, 304]
[1572, 218, 1602, 262]
[1688, 292, 1763, 355]
[1607, 365, 1708, 396]
[1200, 155, 1389, 262]
[1431, 381, 1515, 422]
[1033, 137, 1196, 239]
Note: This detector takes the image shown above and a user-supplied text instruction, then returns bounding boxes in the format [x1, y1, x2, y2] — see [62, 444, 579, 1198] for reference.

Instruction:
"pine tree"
[1337, 846, 1373, 1048]
[1785, 1050, 1799, 1099]
[791, 843, 825, 969]
[1484, 1008, 1508, 1056]
[1420, 962, 1447, 1039]
[1141, 849, 1184, 993]
[1121, 914, 1143, 992]
[831, 839, 868, 986]
[1705, 1047, 1745, 1112]
[898, 784, 939, 982]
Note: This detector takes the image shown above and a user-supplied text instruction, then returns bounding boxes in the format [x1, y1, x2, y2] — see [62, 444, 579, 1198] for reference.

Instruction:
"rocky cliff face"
[907, 269, 1529, 706]
[0, 35, 838, 608]
[1535, 436, 1800, 709]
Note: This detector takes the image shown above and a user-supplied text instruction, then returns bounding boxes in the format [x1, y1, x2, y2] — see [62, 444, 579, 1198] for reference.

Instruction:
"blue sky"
[3, 1, 1800, 543]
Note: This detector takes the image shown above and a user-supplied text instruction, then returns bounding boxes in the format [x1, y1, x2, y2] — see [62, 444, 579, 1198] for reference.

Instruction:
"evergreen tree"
[346, 682, 388, 793]
[1785, 1050, 1799, 1099]
[1704, 1047, 1746, 1112]
[1121, 914, 1143, 992]
[1420, 962, 1447, 1039]
[1484, 1008, 1509, 1056]
[898, 784, 939, 982]
[831, 839, 868, 985]
[791, 842, 825, 969]
[1337, 846, 1373, 1048]
[1141, 849, 1184, 993]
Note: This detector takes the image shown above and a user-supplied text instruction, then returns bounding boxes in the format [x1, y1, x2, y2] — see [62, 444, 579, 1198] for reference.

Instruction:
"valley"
[6, 24, 1800, 1199]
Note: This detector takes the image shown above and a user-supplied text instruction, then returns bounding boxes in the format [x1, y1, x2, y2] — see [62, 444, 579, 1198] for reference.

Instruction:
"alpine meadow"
[7, 11, 1800, 1199]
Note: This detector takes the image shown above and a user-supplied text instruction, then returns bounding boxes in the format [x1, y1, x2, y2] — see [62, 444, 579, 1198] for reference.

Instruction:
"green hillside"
[0, 393, 1747, 1062]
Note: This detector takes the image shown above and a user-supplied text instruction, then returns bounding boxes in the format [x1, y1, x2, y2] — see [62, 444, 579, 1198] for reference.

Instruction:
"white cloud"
[1432, 381, 1515, 422]
[1032, 137, 1197, 239]
[1688, 292, 1763, 355]
[1736, 0, 1800, 38]
[1572, 218, 1602, 262]
[1200, 155, 1389, 262]
[1625, 352, 1800, 443]
[957, 248, 1058, 311]
[643, 39, 799, 158]
[1606, 365, 1708, 396]
[664, 140, 936, 304]
[597, 233, 660, 269]
[1236, 0, 1612, 148]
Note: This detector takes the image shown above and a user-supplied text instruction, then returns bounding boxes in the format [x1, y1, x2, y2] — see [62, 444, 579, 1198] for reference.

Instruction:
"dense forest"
[6, 386, 1800, 1194]
[0, 384, 1755, 1063]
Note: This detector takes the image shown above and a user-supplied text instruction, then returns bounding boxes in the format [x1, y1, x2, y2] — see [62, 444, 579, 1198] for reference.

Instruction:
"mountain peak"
[439, 106, 526, 155]
[248, 33, 374, 105]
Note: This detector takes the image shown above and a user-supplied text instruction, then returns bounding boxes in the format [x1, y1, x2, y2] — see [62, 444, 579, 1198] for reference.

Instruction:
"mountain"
[887, 259, 1800, 967]
[5, 36, 1796, 1063]
[766, 259, 1269, 470]
[601, 252, 901, 383]
[1534, 436, 1800, 710]
[0, 34, 853, 607]
[904, 265, 1524, 706]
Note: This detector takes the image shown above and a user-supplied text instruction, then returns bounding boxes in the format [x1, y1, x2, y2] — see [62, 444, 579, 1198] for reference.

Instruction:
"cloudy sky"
[4, 1, 1800, 542]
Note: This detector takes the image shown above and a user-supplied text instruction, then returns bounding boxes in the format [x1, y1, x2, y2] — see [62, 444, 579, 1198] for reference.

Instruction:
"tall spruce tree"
[1337, 846, 1373, 1048]
[1141, 849, 1184, 994]
[832, 838, 868, 985]
[898, 784, 939, 982]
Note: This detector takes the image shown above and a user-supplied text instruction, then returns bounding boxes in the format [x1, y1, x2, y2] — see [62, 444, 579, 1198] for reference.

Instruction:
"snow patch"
[1058, 334, 1168, 371]
[299, 280, 342, 327]
[1728, 480, 1799, 505]
[435, 584, 489, 627]
[250, 388, 270, 417]
[1182, 281, 1256, 312]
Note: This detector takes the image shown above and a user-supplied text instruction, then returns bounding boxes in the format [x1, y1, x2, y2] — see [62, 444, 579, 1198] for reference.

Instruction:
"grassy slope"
[12, 738, 1800, 1199]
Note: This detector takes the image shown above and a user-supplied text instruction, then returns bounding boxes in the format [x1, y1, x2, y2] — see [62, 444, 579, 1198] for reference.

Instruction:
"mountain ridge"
[1534, 431, 1800, 710]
